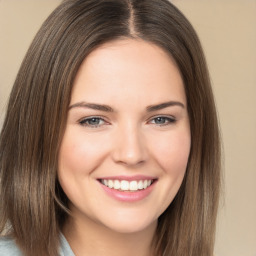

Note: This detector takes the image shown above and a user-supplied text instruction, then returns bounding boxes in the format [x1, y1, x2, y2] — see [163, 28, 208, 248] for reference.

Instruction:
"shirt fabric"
[0, 233, 75, 256]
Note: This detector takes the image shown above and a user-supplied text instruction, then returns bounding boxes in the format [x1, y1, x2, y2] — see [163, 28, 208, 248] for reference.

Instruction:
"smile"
[100, 179, 153, 192]
[98, 176, 158, 202]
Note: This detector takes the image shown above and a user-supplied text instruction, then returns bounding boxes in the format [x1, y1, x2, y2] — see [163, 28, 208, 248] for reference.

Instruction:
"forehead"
[70, 39, 186, 106]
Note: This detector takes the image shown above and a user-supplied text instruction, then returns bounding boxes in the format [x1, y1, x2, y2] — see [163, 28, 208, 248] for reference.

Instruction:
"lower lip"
[99, 181, 156, 202]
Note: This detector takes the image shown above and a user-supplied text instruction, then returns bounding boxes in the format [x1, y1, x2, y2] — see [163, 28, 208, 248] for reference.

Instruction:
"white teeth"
[114, 180, 120, 189]
[108, 180, 114, 188]
[129, 181, 138, 191]
[120, 180, 129, 190]
[138, 180, 143, 189]
[101, 179, 153, 191]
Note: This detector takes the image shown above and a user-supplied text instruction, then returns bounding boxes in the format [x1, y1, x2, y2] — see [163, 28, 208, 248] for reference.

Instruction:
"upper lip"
[97, 175, 158, 181]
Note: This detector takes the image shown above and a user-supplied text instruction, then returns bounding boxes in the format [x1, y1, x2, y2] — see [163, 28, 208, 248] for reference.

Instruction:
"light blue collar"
[59, 233, 75, 256]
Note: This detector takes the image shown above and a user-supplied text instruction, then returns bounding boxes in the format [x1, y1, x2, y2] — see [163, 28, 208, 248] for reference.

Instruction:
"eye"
[149, 116, 176, 126]
[78, 117, 107, 128]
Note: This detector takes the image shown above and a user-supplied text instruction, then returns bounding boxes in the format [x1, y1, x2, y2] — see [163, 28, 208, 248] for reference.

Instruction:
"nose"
[111, 124, 148, 167]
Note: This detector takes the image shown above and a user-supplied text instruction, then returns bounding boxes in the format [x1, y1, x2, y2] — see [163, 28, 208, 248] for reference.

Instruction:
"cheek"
[58, 129, 108, 175]
[146, 129, 190, 216]
[150, 129, 191, 175]
[57, 129, 110, 206]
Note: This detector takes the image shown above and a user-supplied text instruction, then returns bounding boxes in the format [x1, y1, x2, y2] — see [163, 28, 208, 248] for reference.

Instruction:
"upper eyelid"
[78, 114, 176, 122]
[78, 115, 107, 122]
[78, 113, 175, 119]
[77, 111, 178, 125]
[147, 114, 176, 122]
[78, 116, 109, 127]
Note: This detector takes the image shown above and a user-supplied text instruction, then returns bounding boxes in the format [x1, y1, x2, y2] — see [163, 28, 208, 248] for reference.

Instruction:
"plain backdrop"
[0, 1, 256, 256]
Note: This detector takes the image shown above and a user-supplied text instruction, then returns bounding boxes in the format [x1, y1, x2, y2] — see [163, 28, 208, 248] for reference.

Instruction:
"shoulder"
[0, 234, 74, 256]
[0, 237, 23, 255]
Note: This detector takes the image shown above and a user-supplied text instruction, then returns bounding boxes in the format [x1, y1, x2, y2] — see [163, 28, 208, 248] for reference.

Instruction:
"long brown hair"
[0, 0, 221, 255]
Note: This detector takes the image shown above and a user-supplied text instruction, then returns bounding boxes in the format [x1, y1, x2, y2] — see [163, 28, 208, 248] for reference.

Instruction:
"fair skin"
[58, 39, 191, 256]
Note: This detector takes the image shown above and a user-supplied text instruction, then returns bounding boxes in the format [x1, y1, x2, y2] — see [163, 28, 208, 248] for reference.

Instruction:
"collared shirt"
[0, 233, 75, 256]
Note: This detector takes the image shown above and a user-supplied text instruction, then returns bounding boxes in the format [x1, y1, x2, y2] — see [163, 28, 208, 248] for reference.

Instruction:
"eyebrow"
[69, 102, 114, 112]
[69, 101, 185, 112]
[146, 101, 185, 112]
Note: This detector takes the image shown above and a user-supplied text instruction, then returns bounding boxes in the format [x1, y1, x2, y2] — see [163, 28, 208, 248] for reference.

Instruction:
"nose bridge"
[112, 121, 147, 166]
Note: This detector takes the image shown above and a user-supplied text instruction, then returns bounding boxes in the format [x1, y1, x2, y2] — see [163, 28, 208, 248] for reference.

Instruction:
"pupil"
[156, 117, 165, 124]
[89, 118, 100, 125]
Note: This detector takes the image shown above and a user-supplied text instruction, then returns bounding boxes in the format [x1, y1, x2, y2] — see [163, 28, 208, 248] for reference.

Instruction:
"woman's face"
[58, 39, 191, 234]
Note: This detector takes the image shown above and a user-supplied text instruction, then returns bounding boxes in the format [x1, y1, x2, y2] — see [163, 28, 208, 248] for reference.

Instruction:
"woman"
[0, 0, 221, 255]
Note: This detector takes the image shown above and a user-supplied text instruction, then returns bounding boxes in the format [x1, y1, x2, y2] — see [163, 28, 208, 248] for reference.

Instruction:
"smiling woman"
[0, 0, 221, 256]
[58, 39, 191, 245]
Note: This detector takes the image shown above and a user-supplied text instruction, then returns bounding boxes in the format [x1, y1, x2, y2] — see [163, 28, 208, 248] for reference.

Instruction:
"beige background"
[0, 1, 255, 256]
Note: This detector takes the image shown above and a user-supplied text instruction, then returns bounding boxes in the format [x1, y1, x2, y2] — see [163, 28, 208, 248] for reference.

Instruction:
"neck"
[62, 212, 157, 256]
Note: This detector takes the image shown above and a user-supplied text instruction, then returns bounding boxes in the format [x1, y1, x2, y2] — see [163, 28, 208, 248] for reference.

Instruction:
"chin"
[98, 213, 158, 235]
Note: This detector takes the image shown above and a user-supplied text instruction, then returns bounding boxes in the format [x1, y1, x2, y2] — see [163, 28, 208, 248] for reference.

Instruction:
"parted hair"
[0, 0, 221, 255]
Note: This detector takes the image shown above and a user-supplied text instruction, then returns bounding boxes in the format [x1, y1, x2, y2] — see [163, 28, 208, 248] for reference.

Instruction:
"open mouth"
[99, 179, 157, 192]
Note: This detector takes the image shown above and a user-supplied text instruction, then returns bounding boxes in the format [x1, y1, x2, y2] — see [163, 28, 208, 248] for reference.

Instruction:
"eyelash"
[148, 116, 176, 126]
[78, 115, 176, 128]
[78, 116, 107, 128]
